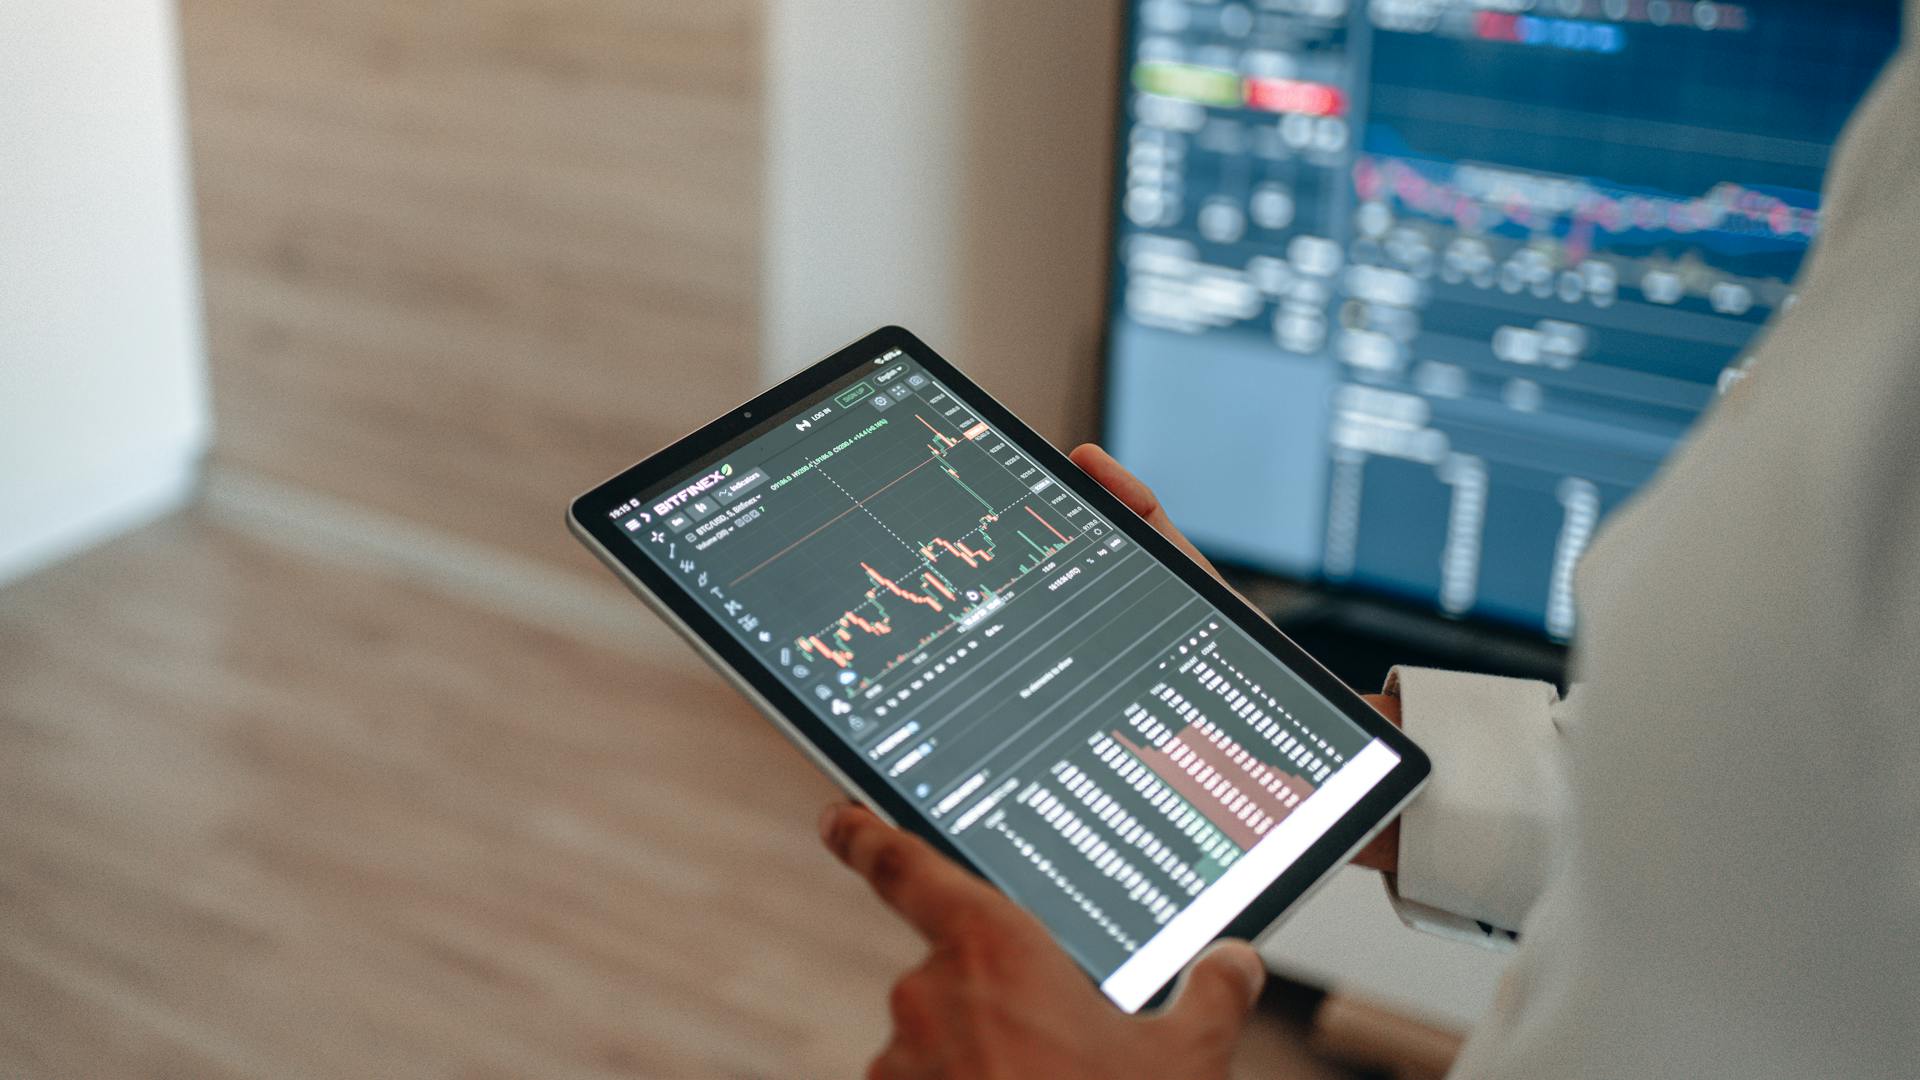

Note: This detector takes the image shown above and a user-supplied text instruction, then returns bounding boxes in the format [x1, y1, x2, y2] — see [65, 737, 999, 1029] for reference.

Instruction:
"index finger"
[1068, 444, 1164, 523]
[820, 803, 1011, 942]
[1069, 443, 1224, 585]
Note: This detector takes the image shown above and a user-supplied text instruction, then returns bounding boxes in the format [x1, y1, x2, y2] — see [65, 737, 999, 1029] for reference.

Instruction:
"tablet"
[569, 326, 1428, 1012]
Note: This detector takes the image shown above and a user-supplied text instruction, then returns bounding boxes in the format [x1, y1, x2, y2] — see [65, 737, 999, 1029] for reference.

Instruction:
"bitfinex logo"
[653, 463, 732, 517]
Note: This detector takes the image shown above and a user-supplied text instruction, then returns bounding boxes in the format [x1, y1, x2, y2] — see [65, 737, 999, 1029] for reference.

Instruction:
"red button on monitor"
[1243, 77, 1345, 117]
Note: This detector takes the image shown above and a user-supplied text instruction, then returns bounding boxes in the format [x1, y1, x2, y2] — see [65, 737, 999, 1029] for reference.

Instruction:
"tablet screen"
[614, 347, 1399, 1010]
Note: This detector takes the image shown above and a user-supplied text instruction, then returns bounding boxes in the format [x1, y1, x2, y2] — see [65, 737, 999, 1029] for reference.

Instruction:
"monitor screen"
[1103, 0, 1897, 639]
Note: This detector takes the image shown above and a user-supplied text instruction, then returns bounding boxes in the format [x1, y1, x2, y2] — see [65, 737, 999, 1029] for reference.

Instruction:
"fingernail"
[818, 802, 843, 844]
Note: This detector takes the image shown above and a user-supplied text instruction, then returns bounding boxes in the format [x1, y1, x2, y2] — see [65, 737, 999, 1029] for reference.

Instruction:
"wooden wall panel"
[179, 0, 764, 576]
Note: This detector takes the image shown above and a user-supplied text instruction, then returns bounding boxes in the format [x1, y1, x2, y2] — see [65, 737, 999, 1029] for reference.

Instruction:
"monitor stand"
[1227, 574, 1569, 694]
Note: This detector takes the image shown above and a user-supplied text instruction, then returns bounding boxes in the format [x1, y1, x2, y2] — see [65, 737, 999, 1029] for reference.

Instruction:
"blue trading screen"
[1104, 0, 1896, 638]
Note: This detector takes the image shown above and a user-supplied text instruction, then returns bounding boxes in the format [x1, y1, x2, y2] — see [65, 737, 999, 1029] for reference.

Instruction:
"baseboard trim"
[202, 469, 681, 657]
[0, 450, 203, 591]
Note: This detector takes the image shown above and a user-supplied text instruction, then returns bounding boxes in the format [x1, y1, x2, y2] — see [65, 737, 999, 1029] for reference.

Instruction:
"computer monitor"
[1102, 0, 1898, 646]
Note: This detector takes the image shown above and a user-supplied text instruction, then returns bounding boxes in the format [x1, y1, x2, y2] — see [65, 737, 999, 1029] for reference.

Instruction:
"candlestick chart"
[703, 394, 1093, 692]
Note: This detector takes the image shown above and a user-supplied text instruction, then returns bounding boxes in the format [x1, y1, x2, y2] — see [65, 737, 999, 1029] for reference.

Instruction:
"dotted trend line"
[814, 462, 921, 560]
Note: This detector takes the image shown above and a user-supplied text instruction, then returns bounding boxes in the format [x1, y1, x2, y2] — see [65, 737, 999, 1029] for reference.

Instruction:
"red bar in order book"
[1244, 77, 1345, 117]
[1116, 722, 1317, 850]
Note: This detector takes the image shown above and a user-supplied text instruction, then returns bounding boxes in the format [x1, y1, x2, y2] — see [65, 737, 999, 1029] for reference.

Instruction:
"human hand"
[821, 802, 1269, 1080]
[1071, 444, 1404, 878]
[1352, 694, 1401, 875]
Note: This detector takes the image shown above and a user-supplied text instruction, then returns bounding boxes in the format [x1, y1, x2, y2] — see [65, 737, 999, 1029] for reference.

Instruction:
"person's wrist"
[1351, 693, 1402, 876]
[1352, 819, 1400, 876]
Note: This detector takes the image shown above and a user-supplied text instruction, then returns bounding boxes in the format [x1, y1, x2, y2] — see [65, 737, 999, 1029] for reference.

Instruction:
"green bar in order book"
[1132, 61, 1242, 108]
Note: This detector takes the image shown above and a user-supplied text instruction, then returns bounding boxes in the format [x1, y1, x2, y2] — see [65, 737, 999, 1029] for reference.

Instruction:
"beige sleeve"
[1379, 667, 1568, 946]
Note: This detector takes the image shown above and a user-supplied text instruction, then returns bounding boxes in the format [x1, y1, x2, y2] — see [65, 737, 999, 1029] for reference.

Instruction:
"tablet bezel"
[569, 325, 1429, 1010]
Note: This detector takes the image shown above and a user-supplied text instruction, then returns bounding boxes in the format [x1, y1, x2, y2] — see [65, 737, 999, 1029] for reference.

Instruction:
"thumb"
[1157, 941, 1268, 1042]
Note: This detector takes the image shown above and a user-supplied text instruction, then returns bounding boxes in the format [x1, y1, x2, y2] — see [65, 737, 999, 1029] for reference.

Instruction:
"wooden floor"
[0, 485, 1356, 1079]
[0, 499, 884, 1078]
[0, 4, 1383, 1075]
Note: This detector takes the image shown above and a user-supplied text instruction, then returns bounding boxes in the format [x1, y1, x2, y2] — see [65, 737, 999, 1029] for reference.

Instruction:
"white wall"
[760, 1, 1119, 445]
[762, 2, 970, 374]
[0, 1, 209, 587]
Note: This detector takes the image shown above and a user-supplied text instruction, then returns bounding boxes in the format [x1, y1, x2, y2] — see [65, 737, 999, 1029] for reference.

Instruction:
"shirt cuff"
[1380, 666, 1561, 943]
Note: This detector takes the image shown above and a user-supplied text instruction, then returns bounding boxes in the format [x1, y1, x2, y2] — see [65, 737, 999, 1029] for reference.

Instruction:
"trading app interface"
[1105, 0, 1897, 637]
[611, 349, 1399, 1009]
